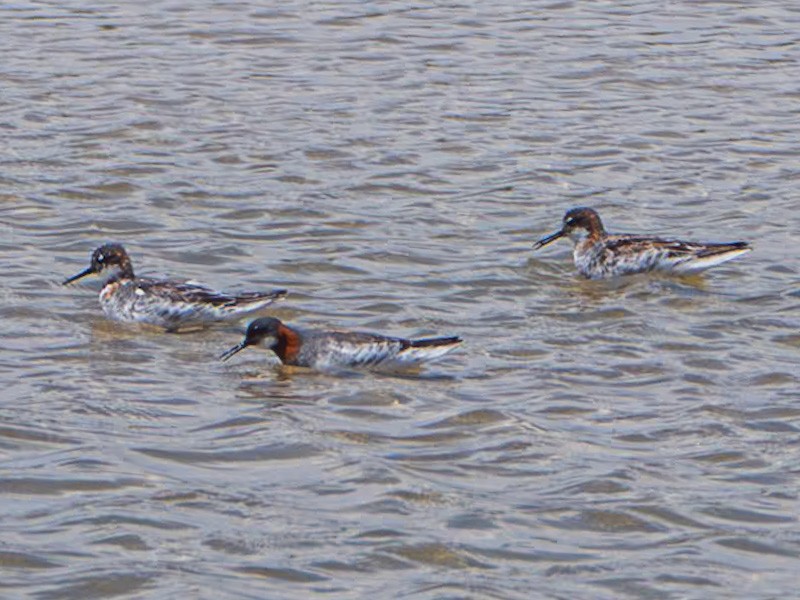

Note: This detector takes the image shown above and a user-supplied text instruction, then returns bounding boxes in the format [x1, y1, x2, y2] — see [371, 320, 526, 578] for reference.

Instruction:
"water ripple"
[1, 0, 798, 598]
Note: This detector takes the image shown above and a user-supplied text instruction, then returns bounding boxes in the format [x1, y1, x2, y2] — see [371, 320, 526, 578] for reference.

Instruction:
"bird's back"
[576, 234, 751, 278]
[298, 330, 461, 369]
[100, 277, 285, 327]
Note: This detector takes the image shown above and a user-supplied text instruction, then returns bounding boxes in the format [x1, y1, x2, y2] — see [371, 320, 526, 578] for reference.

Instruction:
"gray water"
[1, 1, 799, 598]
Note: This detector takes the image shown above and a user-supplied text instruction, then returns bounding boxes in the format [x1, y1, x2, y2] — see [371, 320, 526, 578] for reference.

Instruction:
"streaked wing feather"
[599, 236, 750, 276]
[307, 331, 406, 368]
[607, 236, 748, 256]
[299, 330, 461, 369]
[137, 278, 283, 306]
[136, 278, 236, 305]
[605, 236, 703, 256]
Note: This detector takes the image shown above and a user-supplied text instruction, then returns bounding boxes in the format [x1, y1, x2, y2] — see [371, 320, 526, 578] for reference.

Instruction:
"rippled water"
[2, 1, 799, 598]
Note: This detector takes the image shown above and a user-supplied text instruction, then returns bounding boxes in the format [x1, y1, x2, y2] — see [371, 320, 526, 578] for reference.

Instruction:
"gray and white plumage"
[533, 207, 751, 279]
[64, 244, 286, 330]
[220, 317, 462, 371]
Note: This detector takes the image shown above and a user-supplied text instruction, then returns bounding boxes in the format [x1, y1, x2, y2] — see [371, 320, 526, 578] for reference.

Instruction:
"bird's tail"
[697, 241, 751, 257]
[400, 336, 463, 363]
[232, 289, 287, 303]
[677, 242, 751, 273]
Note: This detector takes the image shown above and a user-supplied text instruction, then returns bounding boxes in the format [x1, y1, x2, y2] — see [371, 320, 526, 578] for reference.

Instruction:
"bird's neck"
[568, 227, 604, 246]
[105, 261, 135, 283]
[274, 324, 301, 364]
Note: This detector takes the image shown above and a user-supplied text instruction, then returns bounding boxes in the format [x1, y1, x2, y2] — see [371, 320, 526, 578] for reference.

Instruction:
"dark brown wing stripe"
[409, 336, 462, 348]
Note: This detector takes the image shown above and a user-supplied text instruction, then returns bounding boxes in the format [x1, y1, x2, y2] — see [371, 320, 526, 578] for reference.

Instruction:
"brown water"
[2, 1, 799, 598]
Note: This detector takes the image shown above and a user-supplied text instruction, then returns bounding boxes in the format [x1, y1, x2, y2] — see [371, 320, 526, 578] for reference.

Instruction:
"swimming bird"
[533, 207, 751, 279]
[220, 317, 462, 371]
[63, 243, 287, 330]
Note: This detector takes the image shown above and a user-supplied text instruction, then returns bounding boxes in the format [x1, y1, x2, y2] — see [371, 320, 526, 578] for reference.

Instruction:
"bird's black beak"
[533, 229, 565, 250]
[220, 341, 249, 362]
[62, 266, 95, 285]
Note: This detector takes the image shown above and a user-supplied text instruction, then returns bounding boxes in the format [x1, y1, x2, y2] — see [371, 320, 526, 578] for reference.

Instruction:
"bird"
[220, 317, 462, 371]
[533, 207, 751, 279]
[63, 243, 286, 330]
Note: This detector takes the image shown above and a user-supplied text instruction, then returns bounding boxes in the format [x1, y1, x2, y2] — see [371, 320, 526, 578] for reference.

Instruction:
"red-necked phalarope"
[533, 207, 751, 279]
[220, 317, 462, 370]
[63, 244, 287, 330]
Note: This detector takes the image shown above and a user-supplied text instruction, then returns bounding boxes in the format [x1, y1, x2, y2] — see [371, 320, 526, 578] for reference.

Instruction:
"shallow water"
[2, 1, 799, 598]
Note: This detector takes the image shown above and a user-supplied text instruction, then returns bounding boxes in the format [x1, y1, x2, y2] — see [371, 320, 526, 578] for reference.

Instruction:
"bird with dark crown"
[64, 244, 286, 330]
[534, 207, 751, 279]
[221, 317, 462, 371]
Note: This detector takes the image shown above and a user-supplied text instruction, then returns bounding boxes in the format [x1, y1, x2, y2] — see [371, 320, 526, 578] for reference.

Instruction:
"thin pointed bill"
[220, 342, 248, 362]
[62, 266, 95, 285]
[532, 229, 565, 251]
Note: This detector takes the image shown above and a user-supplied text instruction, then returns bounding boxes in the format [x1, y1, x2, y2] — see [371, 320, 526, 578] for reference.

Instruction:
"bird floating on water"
[533, 207, 751, 279]
[63, 243, 286, 330]
[220, 317, 462, 371]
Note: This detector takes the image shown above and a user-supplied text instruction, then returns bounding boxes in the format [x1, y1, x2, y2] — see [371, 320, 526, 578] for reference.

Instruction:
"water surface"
[1, 1, 799, 598]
